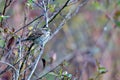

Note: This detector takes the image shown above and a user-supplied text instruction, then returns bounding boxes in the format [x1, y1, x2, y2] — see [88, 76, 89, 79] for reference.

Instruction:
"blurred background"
[0, 0, 120, 80]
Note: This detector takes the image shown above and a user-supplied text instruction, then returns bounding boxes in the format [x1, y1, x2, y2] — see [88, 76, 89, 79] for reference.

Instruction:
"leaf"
[59, 68, 63, 76]
[0, 36, 5, 48]
[98, 67, 107, 74]
[92, 1, 104, 10]
[113, 10, 120, 20]
[0, 71, 12, 80]
[66, 73, 72, 78]
[0, 15, 10, 21]
[115, 21, 120, 27]
[44, 72, 56, 80]
[28, 0, 32, 3]
[117, 0, 120, 5]
[48, 4, 56, 12]
[113, 10, 120, 27]
[7, 37, 15, 49]
[4, 28, 9, 33]
[26, 0, 36, 9]
[28, 26, 33, 30]
[48, 72, 59, 76]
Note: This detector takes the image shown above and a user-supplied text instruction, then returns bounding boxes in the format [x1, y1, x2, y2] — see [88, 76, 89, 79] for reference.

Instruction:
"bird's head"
[41, 27, 51, 35]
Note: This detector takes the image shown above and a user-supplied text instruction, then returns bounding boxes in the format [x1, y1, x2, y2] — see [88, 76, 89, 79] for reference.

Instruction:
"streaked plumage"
[19, 28, 51, 46]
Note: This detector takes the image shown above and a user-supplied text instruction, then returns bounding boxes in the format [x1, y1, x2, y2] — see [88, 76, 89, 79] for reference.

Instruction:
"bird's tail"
[16, 38, 27, 44]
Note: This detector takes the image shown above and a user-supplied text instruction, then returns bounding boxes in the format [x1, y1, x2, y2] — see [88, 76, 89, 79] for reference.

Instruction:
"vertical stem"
[43, 0, 49, 28]
[27, 47, 44, 80]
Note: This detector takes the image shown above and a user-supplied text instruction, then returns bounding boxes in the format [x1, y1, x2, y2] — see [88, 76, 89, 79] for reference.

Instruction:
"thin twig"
[31, 0, 44, 10]
[0, 0, 89, 79]
[32, 0, 89, 79]
[19, 43, 34, 73]
[24, 16, 69, 79]
[14, 0, 70, 34]
[27, 1, 89, 78]
[43, 0, 49, 28]
[0, 61, 19, 80]
[1, 0, 12, 27]
[27, 47, 44, 80]
[0, 47, 34, 76]
[14, 15, 44, 34]
[20, 60, 36, 75]
[43, 0, 71, 28]
[36, 54, 74, 79]
[0, 61, 17, 72]
[48, 0, 89, 42]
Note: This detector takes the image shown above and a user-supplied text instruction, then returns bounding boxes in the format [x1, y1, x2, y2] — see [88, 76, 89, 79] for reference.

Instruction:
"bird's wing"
[27, 30, 44, 40]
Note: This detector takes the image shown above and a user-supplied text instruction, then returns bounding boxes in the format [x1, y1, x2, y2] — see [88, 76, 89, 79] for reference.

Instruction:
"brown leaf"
[113, 10, 120, 20]
[4, 28, 8, 33]
[0, 71, 12, 80]
[7, 37, 15, 49]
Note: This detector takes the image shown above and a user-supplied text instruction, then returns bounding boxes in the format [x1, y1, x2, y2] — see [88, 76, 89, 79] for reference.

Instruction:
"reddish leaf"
[0, 71, 12, 80]
[7, 37, 15, 49]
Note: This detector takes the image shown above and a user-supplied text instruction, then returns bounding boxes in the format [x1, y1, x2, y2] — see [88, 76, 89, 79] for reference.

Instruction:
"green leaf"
[59, 68, 63, 76]
[26, 0, 35, 9]
[92, 1, 104, 10]
[48, 4, 56, 12]
[28, 0, 32, 3]
[0, 15, 10, 21]
[0, 15, 9, 18]
[117, 0, 120, 5]
[0, 36, 5, 48]
[66, 73, 72, 78]
[44, 72, 56, 80]
[48, 72, 59, 76]
[98, 67, 107, 74]
[115, 21, 120, 27]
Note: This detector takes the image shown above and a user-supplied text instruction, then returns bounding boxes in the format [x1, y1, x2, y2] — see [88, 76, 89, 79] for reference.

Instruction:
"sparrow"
[17, 28, 51, 47]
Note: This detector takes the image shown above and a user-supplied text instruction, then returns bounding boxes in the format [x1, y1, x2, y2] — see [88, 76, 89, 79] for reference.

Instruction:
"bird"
[17, 27, 51, 47]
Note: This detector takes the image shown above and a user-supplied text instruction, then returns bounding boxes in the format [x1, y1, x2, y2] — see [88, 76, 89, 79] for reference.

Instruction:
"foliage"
[0, 0, 120, 80]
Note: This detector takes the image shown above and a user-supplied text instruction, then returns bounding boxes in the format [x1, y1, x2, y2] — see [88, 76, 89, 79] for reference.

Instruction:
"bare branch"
[14, 0, 71, 34]
[27, 47, 44, 80]
[0, 61, 17, 72]
[43, 0, 49, 28]
[43, 0, 71, 28]
[14, 15, 44, 34]
[48, 0, 89, 42]
[36, 53, 74, 79]
[1, 0, 13, 27]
